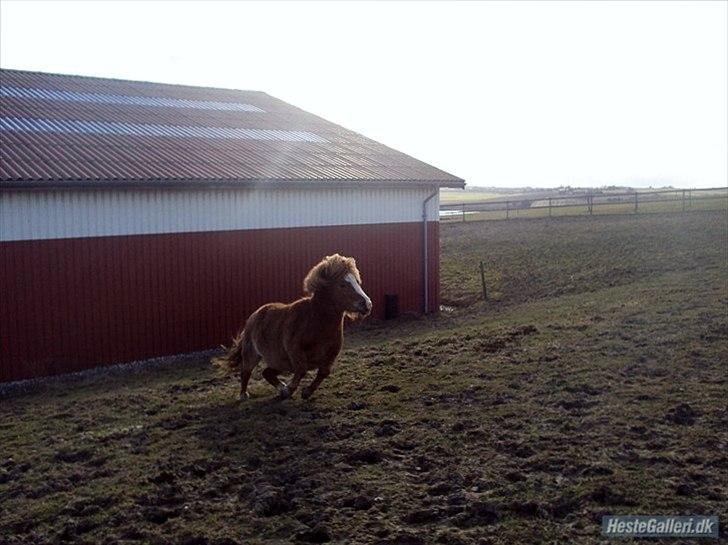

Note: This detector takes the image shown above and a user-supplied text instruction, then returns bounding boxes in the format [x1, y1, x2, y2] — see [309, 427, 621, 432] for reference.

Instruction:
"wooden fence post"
[682, 190, 686, 212]
[506, 200, 509, 220]
[634, 192, 638, 214]
[479, 261, 487, 300]
[462, 202, 466, 222]
[548, 197, 552, 217]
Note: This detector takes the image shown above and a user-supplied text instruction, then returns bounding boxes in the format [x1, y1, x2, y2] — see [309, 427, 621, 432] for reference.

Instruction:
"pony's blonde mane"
[303, 254, 361, 295]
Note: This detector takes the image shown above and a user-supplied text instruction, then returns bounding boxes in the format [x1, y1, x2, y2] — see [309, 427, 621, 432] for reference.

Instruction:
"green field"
[440, 190, 509, 203]
[1, 211, 727, 545]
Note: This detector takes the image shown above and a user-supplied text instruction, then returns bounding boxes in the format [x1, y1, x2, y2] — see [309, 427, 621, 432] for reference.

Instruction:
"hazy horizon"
[1, 0, 726, 189]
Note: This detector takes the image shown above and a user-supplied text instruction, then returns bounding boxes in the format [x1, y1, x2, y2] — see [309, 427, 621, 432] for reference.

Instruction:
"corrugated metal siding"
[0, 187, 439, 241]
[0, 222, 439, 382]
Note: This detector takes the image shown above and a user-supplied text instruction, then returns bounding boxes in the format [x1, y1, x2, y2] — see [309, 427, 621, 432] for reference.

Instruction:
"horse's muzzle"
[356, 299, 372, 316]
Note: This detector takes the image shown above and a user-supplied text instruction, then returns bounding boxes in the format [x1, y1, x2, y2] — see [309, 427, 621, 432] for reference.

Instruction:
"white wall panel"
[0, 186, 440, 241]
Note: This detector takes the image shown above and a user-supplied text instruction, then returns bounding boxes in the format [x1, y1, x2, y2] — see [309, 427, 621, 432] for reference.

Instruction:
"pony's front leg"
[301, 366, 331, 400]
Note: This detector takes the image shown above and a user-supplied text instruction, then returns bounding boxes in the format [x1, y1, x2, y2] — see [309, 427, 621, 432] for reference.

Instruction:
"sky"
[1, 0, 726, 189]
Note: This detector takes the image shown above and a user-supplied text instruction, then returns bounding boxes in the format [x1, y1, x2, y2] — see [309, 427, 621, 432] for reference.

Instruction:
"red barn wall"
[0, 221, 439, 382]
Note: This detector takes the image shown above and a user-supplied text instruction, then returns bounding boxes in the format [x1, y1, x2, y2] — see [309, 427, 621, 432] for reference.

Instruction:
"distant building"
[0, 69, 463, 381]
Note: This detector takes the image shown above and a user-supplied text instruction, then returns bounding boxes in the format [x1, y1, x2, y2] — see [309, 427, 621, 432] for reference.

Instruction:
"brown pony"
[212, 254, 372, 400]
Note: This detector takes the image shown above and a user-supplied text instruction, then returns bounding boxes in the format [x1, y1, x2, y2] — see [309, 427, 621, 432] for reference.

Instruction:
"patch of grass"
[440, 210, 727, 308]
[1, 211, 726, 545]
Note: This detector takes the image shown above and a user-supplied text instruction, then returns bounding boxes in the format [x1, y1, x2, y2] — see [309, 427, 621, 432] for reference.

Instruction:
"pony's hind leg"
[262, 368, 292, 399]
[261, 367, 307, 400]
[239, 334, 261, 400]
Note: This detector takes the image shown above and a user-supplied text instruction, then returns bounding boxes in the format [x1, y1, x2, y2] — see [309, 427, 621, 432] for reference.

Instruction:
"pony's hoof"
[301, 387, 313, 400]
[239, 390, 250, 401]
[277, 385, 290, 400]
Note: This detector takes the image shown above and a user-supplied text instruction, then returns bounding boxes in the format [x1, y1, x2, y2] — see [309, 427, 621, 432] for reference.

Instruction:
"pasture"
[1, 210, 726, 545]
[439, 190, 509, 203]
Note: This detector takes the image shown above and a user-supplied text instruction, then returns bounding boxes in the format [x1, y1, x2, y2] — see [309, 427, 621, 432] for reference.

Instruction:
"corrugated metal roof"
[0, 69, 464, 188]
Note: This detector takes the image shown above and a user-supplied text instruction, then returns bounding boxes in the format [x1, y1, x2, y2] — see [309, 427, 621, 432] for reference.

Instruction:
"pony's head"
[304, 254, 372, 317]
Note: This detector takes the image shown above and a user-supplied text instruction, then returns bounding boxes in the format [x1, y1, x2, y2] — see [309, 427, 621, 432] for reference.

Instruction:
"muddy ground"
[1, 210, 726, 544]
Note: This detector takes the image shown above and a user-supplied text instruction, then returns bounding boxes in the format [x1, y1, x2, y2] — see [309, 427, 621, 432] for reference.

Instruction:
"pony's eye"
[340, 282, 349, 288]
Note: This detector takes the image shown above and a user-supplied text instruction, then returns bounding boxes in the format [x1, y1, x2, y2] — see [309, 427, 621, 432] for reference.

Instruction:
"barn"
[0, 69, 464, 382]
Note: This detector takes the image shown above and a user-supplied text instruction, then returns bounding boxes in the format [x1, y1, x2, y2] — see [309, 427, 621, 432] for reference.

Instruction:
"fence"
[440, 187, 728, 223]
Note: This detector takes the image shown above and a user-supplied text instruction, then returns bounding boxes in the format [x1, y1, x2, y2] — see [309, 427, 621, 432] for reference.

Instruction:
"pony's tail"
[211, 330, 245, 374]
